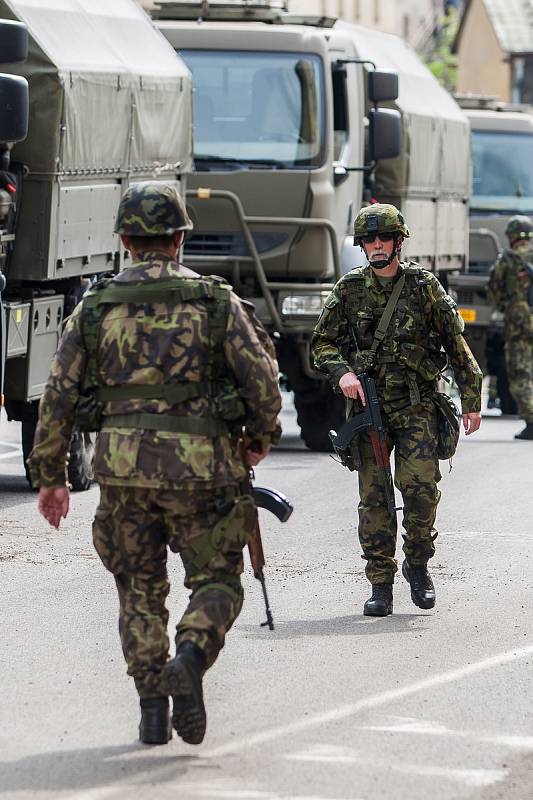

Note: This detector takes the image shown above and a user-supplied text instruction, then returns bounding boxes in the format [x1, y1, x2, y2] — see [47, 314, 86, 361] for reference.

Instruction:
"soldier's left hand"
[462, 412, 481, 436]
[38, 486, 70, 529]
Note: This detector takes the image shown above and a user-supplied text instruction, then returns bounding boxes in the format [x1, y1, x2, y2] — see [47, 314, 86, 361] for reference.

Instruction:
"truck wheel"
[294, 386, 345, 452]
[68, 430, 95, 491]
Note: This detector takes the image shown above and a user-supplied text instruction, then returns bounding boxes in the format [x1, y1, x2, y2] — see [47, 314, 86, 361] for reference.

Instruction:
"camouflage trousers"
[357, 397, 441, 584]
[505, 335, 533, 423]
[92, 483, 256, 698]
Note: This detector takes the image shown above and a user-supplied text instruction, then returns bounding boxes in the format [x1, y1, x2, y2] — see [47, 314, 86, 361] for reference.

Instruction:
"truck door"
[328, 50, 365, 273]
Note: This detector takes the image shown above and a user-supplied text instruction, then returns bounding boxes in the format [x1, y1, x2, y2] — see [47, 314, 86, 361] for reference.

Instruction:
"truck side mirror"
[368, 70, 398, 103]
[369, 108, 401, 161]
[0, 74, 29, 142]
[0, 20, 28, 64]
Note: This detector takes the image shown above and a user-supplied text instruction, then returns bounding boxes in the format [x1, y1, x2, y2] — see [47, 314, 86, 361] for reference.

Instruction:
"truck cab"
[448, 96, 533, 409]
[153, 0, 470, 450]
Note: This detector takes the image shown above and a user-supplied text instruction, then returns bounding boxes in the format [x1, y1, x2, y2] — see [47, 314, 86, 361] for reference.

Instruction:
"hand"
[245, 438, 270, 467]
[339, 372, 366, 405]
[38, 487, 70, 529]
[462, 412, 481, 436]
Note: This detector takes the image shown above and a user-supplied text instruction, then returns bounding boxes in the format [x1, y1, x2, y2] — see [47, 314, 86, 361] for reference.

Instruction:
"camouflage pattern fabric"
[357, 397, 440, 583]
[28, 254, 281, 489]
[114, 182, 193, 236]
[312, 261, 482, 581]
[28, 251, 281, 698]
[488, 244, 533, 423]
[353, 203, 410, 239]
[312, 262, 482, 415]
[93, 484, 255, 697]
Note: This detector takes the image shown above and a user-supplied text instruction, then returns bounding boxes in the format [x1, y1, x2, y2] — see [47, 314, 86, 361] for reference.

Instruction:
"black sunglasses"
[360, 232, 396, 244]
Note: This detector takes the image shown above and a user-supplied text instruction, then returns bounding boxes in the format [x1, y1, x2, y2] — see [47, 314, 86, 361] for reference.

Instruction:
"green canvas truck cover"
[0, 0, 192, 176]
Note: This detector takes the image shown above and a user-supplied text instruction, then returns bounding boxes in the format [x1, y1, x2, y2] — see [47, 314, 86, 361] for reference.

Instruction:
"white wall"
[289, 0, 439, 50]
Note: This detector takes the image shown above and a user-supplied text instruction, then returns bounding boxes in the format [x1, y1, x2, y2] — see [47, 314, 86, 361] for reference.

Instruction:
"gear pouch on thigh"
[211, 495, 257, 553]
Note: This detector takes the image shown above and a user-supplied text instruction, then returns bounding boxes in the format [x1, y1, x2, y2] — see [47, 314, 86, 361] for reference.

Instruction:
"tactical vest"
[343, 264, 448, 405]
[75, 274, 246, 435]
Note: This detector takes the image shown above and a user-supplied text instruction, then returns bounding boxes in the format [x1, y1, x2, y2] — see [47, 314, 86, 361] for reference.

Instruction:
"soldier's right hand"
[38, 487, 70, 529]
[339, 372, 366, 405]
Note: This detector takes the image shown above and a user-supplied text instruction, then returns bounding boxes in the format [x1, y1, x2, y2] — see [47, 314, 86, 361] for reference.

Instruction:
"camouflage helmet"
[505, 215, 533, 243]
[114, 182, 193, 236]
[353, 203, 410, 240]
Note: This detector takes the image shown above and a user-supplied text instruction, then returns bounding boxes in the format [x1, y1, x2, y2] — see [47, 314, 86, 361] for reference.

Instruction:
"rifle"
[248, 485, 293, 630]
[240, 440, 293, 631]
[329, 372, 401, 514]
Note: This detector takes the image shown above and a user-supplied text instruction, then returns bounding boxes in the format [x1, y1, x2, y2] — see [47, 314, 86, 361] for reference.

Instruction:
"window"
[179, 49, 326, 168]
[471, 130, 533, 213]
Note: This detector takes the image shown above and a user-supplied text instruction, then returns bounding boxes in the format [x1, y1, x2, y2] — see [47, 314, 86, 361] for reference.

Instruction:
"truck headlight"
[281, 292, 330, 317]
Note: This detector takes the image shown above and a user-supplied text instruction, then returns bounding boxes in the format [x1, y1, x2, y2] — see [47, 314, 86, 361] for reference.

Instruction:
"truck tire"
[294, 385, 345, 452]
[67, 430, 95, 491]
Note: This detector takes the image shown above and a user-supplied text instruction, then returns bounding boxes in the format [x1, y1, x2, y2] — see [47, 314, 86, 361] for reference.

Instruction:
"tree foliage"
[424, 8, 460, 92]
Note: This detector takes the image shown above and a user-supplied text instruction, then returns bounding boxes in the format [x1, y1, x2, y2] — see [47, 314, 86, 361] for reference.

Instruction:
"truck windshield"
[179, 49, 325, 168]
[471, 130, 533, 213]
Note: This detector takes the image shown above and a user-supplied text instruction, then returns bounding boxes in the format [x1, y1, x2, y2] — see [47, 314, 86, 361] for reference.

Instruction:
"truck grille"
[185, 232, 287, 257]
[457, 289, 475, 304]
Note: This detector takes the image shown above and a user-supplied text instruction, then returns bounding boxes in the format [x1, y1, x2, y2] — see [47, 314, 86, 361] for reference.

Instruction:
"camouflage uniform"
[28, 184, 281, 699]
[312, 207, 482, 585]
[488, 232, 533, 426]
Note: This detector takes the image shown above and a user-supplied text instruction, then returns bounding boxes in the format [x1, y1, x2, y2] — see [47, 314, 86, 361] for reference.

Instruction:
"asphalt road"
[1, 396, 532, 800]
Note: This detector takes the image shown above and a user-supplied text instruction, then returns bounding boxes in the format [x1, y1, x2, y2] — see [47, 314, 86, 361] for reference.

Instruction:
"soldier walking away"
[28, 183, 282, 746]
[487, 215, 533, 440]
[312, 204, 482, 617]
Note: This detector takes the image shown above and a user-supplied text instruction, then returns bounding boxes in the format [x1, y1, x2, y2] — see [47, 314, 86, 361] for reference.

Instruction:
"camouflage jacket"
[312, 261, 482, 414]
[28, 254, 282, 489]
[487, 246, 533, 339]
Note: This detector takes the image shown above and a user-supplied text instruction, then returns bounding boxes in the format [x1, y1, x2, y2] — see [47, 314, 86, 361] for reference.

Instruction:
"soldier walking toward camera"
[312, 204, 482, 616]
[28, 183, 282, 746]
[488, 215, 533, 440]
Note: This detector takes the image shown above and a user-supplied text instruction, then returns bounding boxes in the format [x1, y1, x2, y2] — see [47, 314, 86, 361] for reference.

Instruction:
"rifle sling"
[368, 273, 406, 362]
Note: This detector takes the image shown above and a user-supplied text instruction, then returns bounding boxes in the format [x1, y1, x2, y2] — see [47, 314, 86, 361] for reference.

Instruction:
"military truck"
[0, 0, 192, 487]
[152, 0, 470, 450]
[447, 95, 533, 411]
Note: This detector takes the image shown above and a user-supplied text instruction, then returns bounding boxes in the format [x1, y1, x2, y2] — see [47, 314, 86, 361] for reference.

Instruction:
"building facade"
[454, 0, 533, 104]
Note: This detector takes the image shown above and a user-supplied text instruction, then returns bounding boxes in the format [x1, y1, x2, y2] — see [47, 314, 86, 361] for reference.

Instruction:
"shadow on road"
[0, 474, 37, 509]
[240, 612, 429, 639]
[0, 741, 207, 793]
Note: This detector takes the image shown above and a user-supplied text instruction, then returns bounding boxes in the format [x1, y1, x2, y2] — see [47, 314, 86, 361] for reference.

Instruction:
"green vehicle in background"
[448, 95, 533, 413]
[152, 0, 471, 450]
[0, 0, 192, 487]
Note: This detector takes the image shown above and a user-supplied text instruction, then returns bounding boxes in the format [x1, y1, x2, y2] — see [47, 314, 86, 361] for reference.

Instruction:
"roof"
[454, 0, 533, 55]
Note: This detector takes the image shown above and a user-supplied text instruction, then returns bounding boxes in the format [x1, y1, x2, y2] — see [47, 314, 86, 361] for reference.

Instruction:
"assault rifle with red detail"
[329, 372, 400, 514]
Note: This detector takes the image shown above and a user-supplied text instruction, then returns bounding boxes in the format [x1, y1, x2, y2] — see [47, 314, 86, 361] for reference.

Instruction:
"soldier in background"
[487, 216, 533, 440]
[28, 183, 282, 746]
[312, 204, 482, 617]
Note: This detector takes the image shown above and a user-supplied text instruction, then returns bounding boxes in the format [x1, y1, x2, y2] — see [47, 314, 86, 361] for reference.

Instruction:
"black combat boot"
[514, 424, 533, 440]
[402, 560, 436, 609]
[139, 697, 172, 745]
[159, 641, 207, 745]
[363, 583, 393, 616]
